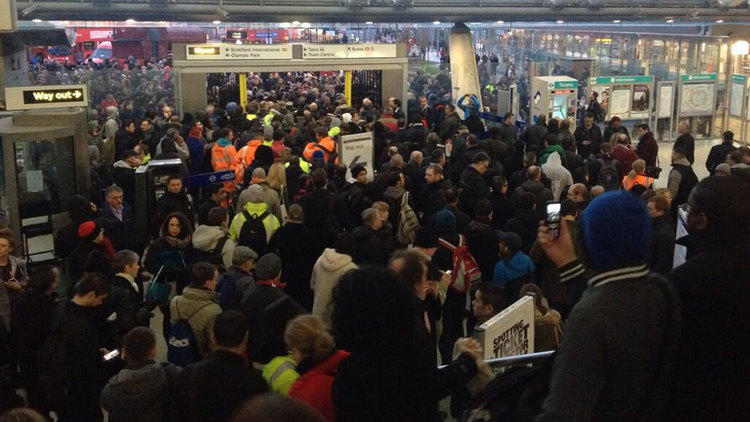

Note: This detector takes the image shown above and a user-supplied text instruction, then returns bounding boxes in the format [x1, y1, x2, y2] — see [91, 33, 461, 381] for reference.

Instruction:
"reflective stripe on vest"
[268, 359, 296, 386]
[212, 146, 233, 169]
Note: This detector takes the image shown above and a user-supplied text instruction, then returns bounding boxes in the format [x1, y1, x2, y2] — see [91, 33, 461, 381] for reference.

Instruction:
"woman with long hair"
[267, 162, 289, 213]
[285, 315, 349, 421]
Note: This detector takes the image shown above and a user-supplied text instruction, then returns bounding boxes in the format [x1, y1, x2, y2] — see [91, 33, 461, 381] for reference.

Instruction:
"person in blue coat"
[493, 231, 535, 300]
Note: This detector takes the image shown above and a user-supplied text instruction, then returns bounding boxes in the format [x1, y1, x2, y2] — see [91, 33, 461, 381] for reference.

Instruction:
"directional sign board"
[338, 132, 374, 183]
[302, 44, 348, 59]
[5, 85, 88, 110]
[186, 44, 293, 60]
[474, 295, 535, 362]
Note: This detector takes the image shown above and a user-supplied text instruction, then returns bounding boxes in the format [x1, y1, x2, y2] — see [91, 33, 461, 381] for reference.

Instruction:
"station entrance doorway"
[171, 43, 408, 116]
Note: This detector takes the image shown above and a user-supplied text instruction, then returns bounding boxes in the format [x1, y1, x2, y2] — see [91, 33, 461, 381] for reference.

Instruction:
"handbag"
[145, 266, 172, 307]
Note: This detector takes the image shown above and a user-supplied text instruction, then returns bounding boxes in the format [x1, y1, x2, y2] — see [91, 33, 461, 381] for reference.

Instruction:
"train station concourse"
[0, 1, 748, 421]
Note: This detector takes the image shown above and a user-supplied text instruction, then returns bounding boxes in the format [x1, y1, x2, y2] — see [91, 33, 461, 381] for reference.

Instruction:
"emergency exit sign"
[5, 85, 89, 110]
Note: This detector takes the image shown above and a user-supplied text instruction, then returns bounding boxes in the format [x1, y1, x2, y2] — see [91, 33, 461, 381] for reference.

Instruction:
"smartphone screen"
[103, 349, 120, 361]
[546, 202, 562, 238]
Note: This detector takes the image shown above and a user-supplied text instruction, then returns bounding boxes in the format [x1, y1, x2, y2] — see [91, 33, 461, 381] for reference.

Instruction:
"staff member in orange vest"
[303, 127, 338, 164]
[234, 131, 265, 185]
[622, 159, 654, 191]
[212, 128, 238, 194]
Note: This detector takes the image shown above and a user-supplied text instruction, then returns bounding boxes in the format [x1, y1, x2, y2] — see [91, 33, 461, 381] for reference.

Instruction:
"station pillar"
[449, 22, 482, 117]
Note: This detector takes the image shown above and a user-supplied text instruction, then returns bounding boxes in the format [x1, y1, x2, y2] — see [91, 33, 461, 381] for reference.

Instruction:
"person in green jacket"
[538, 133, 566, 166]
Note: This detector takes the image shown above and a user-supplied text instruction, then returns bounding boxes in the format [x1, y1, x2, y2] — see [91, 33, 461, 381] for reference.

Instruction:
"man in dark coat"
[503, 191, 539, 254]
[705, 130, 737, 175]
[601, 116, 629, 145]
[667, 148, 698, 216]
[99, 185, 136, 252]
[458, 152, 491, 217]
[489, 175, 516, 230]
[108, 251, 147, 342]
[646, 195, 675, 276]
[497, 113, 518, 147]
[268, 204, 320, 311]
[439, 104, 461, 141]
[110, 150, 141, 208]
[674, 121, 695, 165]
[636, 124, 659, 168]
[521, 115, 548, 153]
[139, 118, 162, 156]
[512, 166, 553, 214]
[352, 209, 392, 267]
[574, 114, 603, 159]
[466, 200, 499, 282]
[418, 164, 449, 221]
[154, 174, 194, 232]
[172, 311, 268, 421]
[668, 176, 750, 421]
[442, 187, 471, 235]
[299, 169, 351, 249]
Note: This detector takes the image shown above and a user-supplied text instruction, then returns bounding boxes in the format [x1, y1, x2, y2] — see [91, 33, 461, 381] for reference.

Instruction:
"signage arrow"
[349, 155, 368, 169]
[73, 90, 82, 99]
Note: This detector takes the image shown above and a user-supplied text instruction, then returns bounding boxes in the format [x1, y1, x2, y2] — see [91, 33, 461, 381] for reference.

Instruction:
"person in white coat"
[192, 207, 236, 269]
[541, 151, 574, 201]
[310, 233, 358, 329]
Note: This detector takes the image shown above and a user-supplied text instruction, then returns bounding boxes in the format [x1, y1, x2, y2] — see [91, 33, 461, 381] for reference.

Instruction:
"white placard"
[186, 44, 293, 60]
[4, 85, 88, 110]
[302, 44, 347, 59]
[680, 83, 715, 115]
[609, 89, 631, 116]
[658, 84, 674, 118]
[474, 295, 535, 361]
[26, 170, 44, 193]
[345, 44, 397, 58]
[0, 0, 17, 32]
[729, 80, 745, 117]
[338, 132, 374, 183]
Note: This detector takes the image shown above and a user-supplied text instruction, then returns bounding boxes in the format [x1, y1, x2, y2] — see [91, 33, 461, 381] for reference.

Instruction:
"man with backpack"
[588, 142, 623, 191]
[299, 169, 351, 248]
[216, 246, 258, 311]
[38, 273, 110, 422]
[229, 184, 280, 257]
[168, 262, 222, 366]
[171, 311, 268, 421]
[100, 327, 181, 422]
[193, 207, 236, 271]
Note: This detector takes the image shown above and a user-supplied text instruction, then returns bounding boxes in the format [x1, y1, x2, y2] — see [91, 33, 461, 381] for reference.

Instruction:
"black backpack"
[192, 236, 229, 272]
[238, 210, 270, 256]
[597, 157, 621, 191]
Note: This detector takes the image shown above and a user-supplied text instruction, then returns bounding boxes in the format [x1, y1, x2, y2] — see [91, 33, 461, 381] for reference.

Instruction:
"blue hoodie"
[493, 250, 535, 289]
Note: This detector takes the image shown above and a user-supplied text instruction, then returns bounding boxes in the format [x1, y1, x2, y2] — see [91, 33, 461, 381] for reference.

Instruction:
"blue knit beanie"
[580, 191, 652, 271]
[433, 208, 457, 234]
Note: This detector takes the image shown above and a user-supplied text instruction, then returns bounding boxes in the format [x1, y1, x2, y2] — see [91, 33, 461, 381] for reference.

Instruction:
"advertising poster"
[729, 75, 746, 117]
[631, 84, 650, 117]
[609, 86, 631, 117]
[474, 296, 535, 361]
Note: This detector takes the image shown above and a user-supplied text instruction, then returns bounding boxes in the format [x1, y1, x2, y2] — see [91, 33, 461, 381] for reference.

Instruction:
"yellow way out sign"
[5, 85, 88, 110]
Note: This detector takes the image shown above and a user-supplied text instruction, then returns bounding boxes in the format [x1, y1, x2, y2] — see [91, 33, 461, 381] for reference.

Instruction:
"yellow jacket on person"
[228, 201, 280, 242]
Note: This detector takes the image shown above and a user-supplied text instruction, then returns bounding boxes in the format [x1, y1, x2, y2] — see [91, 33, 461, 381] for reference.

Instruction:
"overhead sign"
[338, 132, 374, 183]
[4, 85, 88, 110]
[186, 44, 293, 60]
[553, 80, 578, 90]
[681, 73, 717, 82]
[345, 44, 397, 58]
[188, 170, 235, 188]
[0, 0, 17, 32]
[590, 75, 654, 85]
[302, 44, 348, 59]
[474, 295, 535, 361]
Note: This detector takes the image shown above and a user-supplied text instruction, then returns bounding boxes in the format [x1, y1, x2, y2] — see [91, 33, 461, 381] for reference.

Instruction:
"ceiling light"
[212, 20, 221, 25]
[292, 20, 300, 26]
[32, 18, 42, 23]
[613, 19, 621, 23]
[556, 20, 564, 24]
[731, 40, 749, 55]
[126, 18, 136, 24]
[365, 21, 373, 24]
[716, 19, 724, 23]
[496, 20, 504, 24]
[433, 21, 441, 25]
[665, 18, 675, 23]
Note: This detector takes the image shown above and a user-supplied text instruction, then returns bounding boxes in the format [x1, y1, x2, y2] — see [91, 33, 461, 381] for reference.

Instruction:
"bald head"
[410, 150, 423, 164]
[527, 165, 541, 180]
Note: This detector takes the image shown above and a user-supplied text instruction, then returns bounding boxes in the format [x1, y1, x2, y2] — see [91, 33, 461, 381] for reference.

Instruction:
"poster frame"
[676, 73, 718, 141]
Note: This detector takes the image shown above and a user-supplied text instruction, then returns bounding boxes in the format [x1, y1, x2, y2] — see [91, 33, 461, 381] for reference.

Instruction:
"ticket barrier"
[134, 159, 185, 245]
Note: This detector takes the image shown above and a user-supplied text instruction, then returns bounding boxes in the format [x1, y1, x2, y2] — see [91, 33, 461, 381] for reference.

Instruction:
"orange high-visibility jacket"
[234, 139, 263, 184]
[303, 137, 338, 164]
[622, 174, 654, 191]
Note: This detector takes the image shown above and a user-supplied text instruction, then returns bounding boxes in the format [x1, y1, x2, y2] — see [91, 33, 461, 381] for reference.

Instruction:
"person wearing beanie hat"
[350, 165, 367, 182]
[492, 231, 535, 300]
[255, 253, 283, 285]
[537, 190, 680, 421]
[68, 220, 117, 280]
[303, 127, 338, 164]
[341, 112, 352, 124]
[216, 246, 258, 310]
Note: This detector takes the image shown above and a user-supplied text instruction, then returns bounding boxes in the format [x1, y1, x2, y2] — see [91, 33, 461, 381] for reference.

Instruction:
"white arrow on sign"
[73, 91, 82, 99]
[348, 155, 368, 170]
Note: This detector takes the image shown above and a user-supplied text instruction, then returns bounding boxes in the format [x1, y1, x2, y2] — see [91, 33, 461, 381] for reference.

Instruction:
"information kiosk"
[529, 76, 578, 131]
[134, 159, 186, 245]
[587, 75, 655, 124]
[676, 73, 718, 140]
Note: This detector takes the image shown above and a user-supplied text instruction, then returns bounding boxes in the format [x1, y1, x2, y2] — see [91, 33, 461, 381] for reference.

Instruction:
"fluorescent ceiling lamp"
[212, 20, 221, 25]
[32, 19, 42, 23]
[126, 18, 136, 24]
[731, 40, 749, 55]
[433, 21, 441, 25]
[365, 21, 373, 24]
[496, 20, 504, 24]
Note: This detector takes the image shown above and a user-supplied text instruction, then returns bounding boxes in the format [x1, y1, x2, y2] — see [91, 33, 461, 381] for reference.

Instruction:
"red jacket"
[289, 349, 350, 421]
[636, 132, 659, 167]
[611, 145, 640, 178]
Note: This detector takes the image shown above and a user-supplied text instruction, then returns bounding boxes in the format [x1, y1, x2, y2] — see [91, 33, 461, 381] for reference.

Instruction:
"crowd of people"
[0, 68, 748, 422]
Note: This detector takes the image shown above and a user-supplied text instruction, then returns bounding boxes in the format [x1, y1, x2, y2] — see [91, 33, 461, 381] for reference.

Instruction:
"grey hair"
[106, 184, 124, 197]
[232, 246, 259, 266]
[361, 208, 380, 226]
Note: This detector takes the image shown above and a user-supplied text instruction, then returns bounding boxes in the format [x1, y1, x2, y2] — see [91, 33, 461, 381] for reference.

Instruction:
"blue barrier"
[188, 170, 235, 188]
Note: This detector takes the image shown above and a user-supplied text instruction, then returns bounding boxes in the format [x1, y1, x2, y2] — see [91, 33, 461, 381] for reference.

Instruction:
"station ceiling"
[14, 0, 750, 24]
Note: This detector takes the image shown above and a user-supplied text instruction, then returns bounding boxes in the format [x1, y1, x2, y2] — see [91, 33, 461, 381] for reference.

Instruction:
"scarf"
[257, 279, 286, 289]
[163, 234, 191, 249]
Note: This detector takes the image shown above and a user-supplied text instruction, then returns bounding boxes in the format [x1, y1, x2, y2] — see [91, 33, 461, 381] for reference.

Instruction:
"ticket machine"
[134, 159, 185, 244]
[529, 76, 579, 131]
